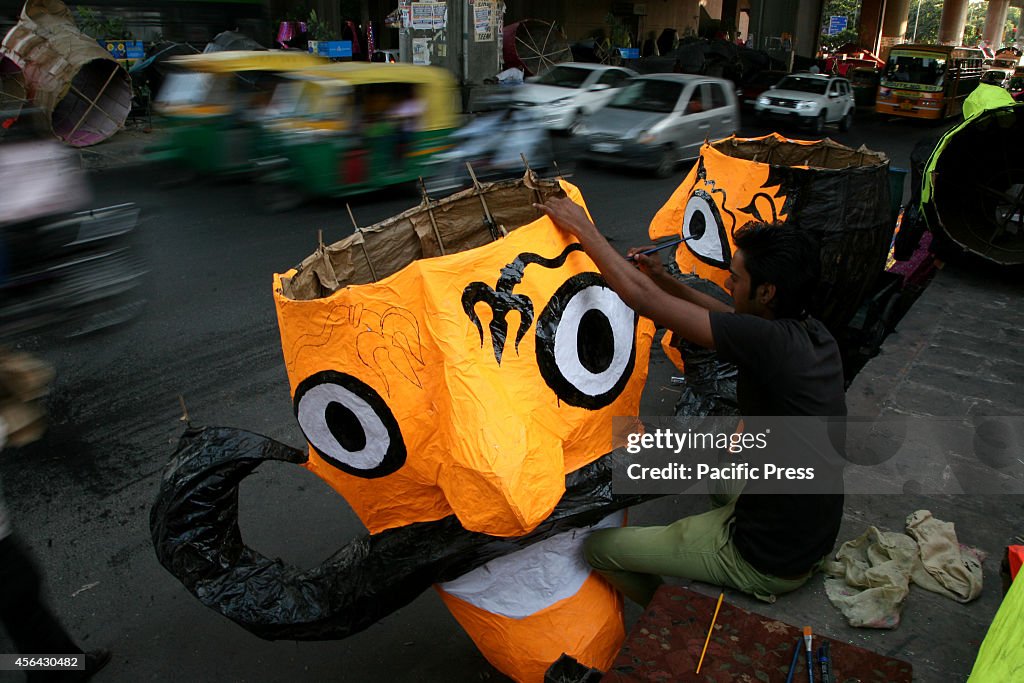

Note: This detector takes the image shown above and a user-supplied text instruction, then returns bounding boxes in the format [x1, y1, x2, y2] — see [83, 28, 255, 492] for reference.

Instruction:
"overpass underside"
[542, 0, 1021, 63]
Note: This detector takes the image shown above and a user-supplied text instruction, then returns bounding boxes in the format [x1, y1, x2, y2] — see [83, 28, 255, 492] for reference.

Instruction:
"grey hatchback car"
[579, 74, 739, 177]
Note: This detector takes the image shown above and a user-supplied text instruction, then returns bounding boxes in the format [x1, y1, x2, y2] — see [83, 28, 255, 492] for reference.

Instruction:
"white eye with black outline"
[293, 370, 406, 478]
[682, 189, 731, 268]
[536, 273, 638, 409]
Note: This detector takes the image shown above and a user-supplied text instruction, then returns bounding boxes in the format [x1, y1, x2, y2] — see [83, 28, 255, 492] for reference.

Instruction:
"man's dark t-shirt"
[709, 312, 846, 577]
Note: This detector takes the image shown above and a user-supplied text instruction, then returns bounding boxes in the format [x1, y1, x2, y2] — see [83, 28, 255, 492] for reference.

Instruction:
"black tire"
[839, 109, 854, 132]
[813, 112, 826, 134]
[653, 146, 676, 178]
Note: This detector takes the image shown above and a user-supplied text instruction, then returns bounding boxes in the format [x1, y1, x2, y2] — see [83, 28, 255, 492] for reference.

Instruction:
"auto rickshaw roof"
[286, 63, 459, 130]
[299, 62, 456, 88]
[166, 50, 328, 73]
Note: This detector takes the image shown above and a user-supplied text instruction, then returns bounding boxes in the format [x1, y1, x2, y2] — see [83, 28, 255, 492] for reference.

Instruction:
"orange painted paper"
[650, 135, 798, 287]
[274, 181, 655, 537]
[438, 573, 625, 682]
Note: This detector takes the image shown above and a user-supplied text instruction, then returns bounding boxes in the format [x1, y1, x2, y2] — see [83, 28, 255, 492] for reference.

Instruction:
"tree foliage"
[905, 0, 943, 44]
[75, 7, 132, 40]
[820, 0, 1022, 51]
[819, 0, 861, 52]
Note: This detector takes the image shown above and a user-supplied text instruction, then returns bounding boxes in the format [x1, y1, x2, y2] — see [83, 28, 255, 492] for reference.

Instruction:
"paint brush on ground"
[695, 591, 724, 674]
[804, 626, 815, 683]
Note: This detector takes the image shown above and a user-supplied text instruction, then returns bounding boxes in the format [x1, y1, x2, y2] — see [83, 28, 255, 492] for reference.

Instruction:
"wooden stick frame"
[466, 162, 501, 241]
[347, 204, 378, 282]
[65, 64, 122, 139]
[418, 177, 447, 256]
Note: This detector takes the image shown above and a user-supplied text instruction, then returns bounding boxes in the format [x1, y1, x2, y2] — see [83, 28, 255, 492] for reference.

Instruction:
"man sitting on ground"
[535, 197, 846, 605]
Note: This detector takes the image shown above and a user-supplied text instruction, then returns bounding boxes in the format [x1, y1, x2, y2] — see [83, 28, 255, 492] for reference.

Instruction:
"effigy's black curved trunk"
[150, 426, 657, 641]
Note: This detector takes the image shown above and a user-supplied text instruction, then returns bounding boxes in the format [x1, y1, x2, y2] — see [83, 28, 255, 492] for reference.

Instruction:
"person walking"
[0, 352, 111, 681]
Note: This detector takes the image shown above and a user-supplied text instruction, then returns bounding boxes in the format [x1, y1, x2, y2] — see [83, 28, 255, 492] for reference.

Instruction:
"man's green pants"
[584, 499, 821, 606]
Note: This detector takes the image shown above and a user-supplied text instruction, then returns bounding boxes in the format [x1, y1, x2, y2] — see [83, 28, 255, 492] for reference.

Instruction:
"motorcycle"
[0, 111, 147, 340]
[424, 106, 557, 196]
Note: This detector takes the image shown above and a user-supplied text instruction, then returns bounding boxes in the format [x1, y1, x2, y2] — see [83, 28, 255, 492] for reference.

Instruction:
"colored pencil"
[695, 591, 725, 674]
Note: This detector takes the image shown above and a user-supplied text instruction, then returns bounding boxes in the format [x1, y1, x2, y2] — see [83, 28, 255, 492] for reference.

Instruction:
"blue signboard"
[102, 39, 145, 60]
[617, 47, 640, 60]
[828, 16, 848, 36]
[309, 41, 353, 58]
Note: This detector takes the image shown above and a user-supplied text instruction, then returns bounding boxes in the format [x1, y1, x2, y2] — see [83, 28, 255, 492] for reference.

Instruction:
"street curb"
[77, 122, 165, 171]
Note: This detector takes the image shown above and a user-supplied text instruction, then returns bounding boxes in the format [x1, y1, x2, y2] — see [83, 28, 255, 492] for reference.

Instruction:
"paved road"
[0, 110, 949, 682]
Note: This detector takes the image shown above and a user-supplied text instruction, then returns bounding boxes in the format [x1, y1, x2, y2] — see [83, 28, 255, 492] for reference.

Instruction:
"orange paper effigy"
[275, 182, 654, 537]
[649, 135, 796, 287]
[273, 179, 654, 681]
[650, 134, 893, 334]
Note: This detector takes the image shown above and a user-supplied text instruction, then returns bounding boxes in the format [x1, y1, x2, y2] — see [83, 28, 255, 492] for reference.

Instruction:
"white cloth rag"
[824, 510, 984, 629]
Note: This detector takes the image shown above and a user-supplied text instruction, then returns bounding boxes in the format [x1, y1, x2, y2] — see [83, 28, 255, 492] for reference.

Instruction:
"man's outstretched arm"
[536, 197, 716, 349]
[626, 247, 734, 314]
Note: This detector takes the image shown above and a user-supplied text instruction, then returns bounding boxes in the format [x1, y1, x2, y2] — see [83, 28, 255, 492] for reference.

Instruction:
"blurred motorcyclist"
[426, 105, 553, 194]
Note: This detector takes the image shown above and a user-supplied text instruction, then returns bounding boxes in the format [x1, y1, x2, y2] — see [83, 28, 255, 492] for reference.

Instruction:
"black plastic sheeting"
[672, 338, 739, 418]
[923, 104, 1024, 265]
[150, 426, 659, 641]
[203, 31, 267, 54]
[633, 38, 783, 84]
[756, 159, 893, 336]
[544, 654, 604, 683]
[667, 272, 740, 418]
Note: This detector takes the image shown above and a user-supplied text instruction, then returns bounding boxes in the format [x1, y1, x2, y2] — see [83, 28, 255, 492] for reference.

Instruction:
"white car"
[754, 73, 855, 133]
[507, 63, 637, 133]
[370, 50, 399, 63]
[981, 68, 1012, 87]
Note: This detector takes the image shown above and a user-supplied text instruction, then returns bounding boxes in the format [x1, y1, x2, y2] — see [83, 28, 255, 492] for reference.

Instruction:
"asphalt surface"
[0, 110, 963, 682]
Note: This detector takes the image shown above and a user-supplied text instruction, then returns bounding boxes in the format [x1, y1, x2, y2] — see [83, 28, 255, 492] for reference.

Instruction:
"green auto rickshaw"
[253, 62, 458, 208]
[146, 50, 327, 179]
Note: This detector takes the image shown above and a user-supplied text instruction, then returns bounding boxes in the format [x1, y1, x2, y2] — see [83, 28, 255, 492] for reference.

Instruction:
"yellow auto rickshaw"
[146, 50, 328, 178]
[253, 62, 458, 208]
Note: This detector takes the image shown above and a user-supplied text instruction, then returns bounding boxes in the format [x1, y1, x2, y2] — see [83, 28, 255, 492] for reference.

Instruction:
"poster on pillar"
[474, 0, 496, 42]
[412, 37, 430, 64]
[410, 1, 446, 30]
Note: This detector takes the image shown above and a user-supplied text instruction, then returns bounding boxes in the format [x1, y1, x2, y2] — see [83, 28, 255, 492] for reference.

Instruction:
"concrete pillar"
[858, 0, 885, 54]
[879, 0, 912, 62]
[795, 0, 822, 58]
[938, 0, 970, 45]
[983, 0, 1011, 48]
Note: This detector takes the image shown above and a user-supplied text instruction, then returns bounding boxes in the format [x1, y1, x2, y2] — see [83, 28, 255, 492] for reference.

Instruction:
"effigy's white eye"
[536, 273, 638, 409]
[294, 370, 406, 478]
[683, 189, 731, 268]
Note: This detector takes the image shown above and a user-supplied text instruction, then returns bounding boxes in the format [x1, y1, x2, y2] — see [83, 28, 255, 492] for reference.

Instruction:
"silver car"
[579, 74, 739, 177]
